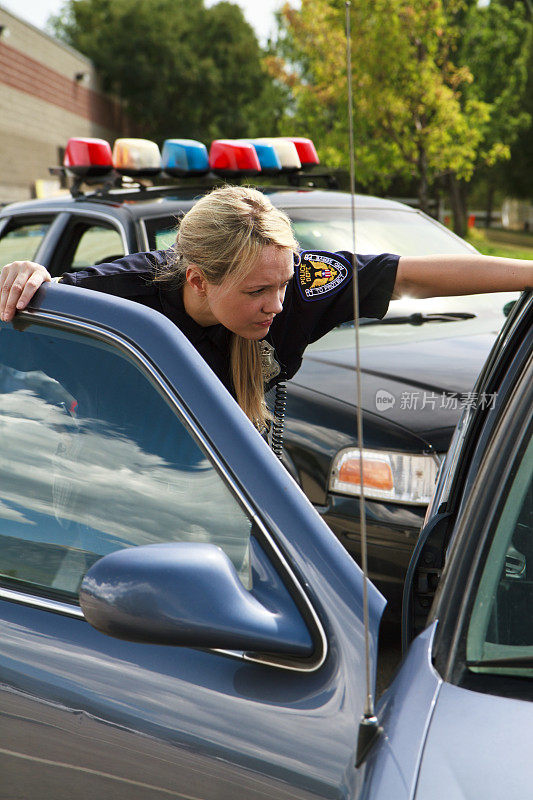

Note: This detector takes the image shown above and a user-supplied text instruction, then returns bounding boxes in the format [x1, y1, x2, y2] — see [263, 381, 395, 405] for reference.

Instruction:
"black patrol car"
[0, 136, 517, 619]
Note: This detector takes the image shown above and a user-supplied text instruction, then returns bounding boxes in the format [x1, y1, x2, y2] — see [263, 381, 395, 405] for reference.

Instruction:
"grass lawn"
[466, 228, 533, 260]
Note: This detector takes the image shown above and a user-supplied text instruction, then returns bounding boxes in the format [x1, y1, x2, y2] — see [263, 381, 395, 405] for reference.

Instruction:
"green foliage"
[276, 1, 489, 199]
[501, 21, 533, 199]
[49, 0, 287, 142]
[440, 0, 533, 228]
[274, 0, 532, 208]
[457, 0, 531, 168]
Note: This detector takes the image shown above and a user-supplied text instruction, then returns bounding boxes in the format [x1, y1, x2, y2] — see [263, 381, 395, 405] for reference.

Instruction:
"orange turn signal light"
[338, 458, 394, 491]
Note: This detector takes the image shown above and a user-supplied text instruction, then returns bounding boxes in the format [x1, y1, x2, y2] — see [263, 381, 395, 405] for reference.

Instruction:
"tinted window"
[467, 431, 533, 678]
[0, 321, 251, 602]
[0, 218, 53, 263]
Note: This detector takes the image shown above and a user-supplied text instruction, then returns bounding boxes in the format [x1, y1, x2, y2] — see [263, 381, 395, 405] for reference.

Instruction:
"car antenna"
[345, 1, 383, 768]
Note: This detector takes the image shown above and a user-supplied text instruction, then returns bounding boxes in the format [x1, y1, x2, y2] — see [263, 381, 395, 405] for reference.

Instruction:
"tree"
[505, 33, 533, 200]
[274, 0, 490, 214]
[49, 0, 287, 142]
[449, 0, 532, 230]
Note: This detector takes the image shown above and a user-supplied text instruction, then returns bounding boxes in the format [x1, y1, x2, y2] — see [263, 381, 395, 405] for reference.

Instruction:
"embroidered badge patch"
[297, 251, 351, 302]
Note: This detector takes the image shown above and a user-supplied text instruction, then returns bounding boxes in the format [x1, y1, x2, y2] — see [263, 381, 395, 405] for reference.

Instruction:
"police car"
[0, 136, 516, 619]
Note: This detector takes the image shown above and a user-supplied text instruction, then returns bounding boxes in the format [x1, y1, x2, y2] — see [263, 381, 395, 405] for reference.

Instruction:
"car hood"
[414, 681, 533, 799]
[294, 332, 497, 450]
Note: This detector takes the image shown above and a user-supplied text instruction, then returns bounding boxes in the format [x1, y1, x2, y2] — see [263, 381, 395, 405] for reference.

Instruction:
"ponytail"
[231, 336, 270, 431]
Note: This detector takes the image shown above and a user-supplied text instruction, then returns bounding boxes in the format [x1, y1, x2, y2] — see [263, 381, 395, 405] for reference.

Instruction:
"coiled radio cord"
[271, 381, 287, 461]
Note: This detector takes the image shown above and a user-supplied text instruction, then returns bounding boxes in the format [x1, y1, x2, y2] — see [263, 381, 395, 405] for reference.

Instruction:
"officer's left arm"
[394, 254, 533, 299]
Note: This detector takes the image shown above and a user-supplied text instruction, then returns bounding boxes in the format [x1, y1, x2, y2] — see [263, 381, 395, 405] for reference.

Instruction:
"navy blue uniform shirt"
[61, 249, 400, 397]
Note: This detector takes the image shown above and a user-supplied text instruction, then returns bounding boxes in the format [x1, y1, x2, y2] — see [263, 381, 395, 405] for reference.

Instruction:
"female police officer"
[1, 185, 532, 430]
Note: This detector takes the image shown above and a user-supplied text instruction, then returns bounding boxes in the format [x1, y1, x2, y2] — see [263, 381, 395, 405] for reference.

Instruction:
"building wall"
[0, 5, 126, 204]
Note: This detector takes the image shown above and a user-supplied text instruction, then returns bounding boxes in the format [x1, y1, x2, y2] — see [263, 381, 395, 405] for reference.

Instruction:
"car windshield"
[144, 203, 474, 256]
[284, 206, 475, 256]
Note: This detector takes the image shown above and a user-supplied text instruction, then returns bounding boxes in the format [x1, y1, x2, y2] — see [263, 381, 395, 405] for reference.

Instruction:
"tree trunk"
[485, 183, 495, 229]
[417, 138, 430, 214]
[448, 173, 468, 238]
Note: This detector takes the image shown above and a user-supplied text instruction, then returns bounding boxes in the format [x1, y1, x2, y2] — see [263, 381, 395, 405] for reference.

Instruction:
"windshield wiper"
[467, 657, 533, 668]
[360, 312, 477, 327]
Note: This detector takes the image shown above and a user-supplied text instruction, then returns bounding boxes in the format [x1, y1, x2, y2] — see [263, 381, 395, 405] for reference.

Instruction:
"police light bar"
[63, 137, 114, 177]
[283, 137, 319, 167]
[161, 139, 209, 177]
[253, 138, 301, 171]
[209, 140, 261, 176]
[112, 138, 161, 177]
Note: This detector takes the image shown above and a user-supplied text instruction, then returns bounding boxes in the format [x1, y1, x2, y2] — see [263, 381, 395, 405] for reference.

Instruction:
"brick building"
[0, 4, 126, 204]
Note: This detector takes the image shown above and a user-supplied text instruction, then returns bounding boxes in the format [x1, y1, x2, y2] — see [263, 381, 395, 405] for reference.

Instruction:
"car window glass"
[466, 431, 533, 678]
[144, 216, 179, 250]
[0, 321, 251, 603]
[70, 224, 125, 269]
[287, 208, 474, 256]
[0, 219, 53, 263]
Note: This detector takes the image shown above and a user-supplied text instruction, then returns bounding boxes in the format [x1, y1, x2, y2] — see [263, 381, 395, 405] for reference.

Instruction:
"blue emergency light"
[246, 141, 282, 173]
[252, 138, 301, 171]
[162, 139, 209, 176]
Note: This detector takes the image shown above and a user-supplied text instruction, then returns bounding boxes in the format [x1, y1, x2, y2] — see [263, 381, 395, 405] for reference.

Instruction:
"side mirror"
[80, 542, 313, 656]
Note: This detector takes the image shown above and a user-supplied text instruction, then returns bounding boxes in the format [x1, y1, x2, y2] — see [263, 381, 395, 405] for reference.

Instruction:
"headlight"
[329, 448, 441, 505]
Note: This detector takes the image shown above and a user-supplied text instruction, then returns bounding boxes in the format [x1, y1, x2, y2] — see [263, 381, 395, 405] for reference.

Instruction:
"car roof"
[0, 184, 418, 220]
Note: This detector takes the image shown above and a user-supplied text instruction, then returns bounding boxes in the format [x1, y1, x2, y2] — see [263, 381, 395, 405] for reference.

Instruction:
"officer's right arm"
[0, 261, 51, 322]
[1, 250, 168, 322]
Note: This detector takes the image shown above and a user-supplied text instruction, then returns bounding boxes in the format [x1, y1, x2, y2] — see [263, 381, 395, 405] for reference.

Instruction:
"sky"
[0, 0, 293, 44]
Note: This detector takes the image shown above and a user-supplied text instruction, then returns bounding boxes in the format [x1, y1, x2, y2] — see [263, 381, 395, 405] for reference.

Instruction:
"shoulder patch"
[296, 251, 352, 302]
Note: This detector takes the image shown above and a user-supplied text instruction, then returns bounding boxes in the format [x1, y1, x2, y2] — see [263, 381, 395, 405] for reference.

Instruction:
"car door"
[411, 342, 533, 799]
[367, 295, 532, 800]
[0, 283, 383, 800]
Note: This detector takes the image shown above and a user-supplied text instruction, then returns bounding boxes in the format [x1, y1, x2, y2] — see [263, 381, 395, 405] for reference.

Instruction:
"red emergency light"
[63, 137, 114, 177]
[209, 140, 261, 176]
[283, 137, 319, 167]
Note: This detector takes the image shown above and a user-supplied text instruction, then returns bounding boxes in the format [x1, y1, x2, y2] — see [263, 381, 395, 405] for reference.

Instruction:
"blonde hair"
[156, 185, 299, 429]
